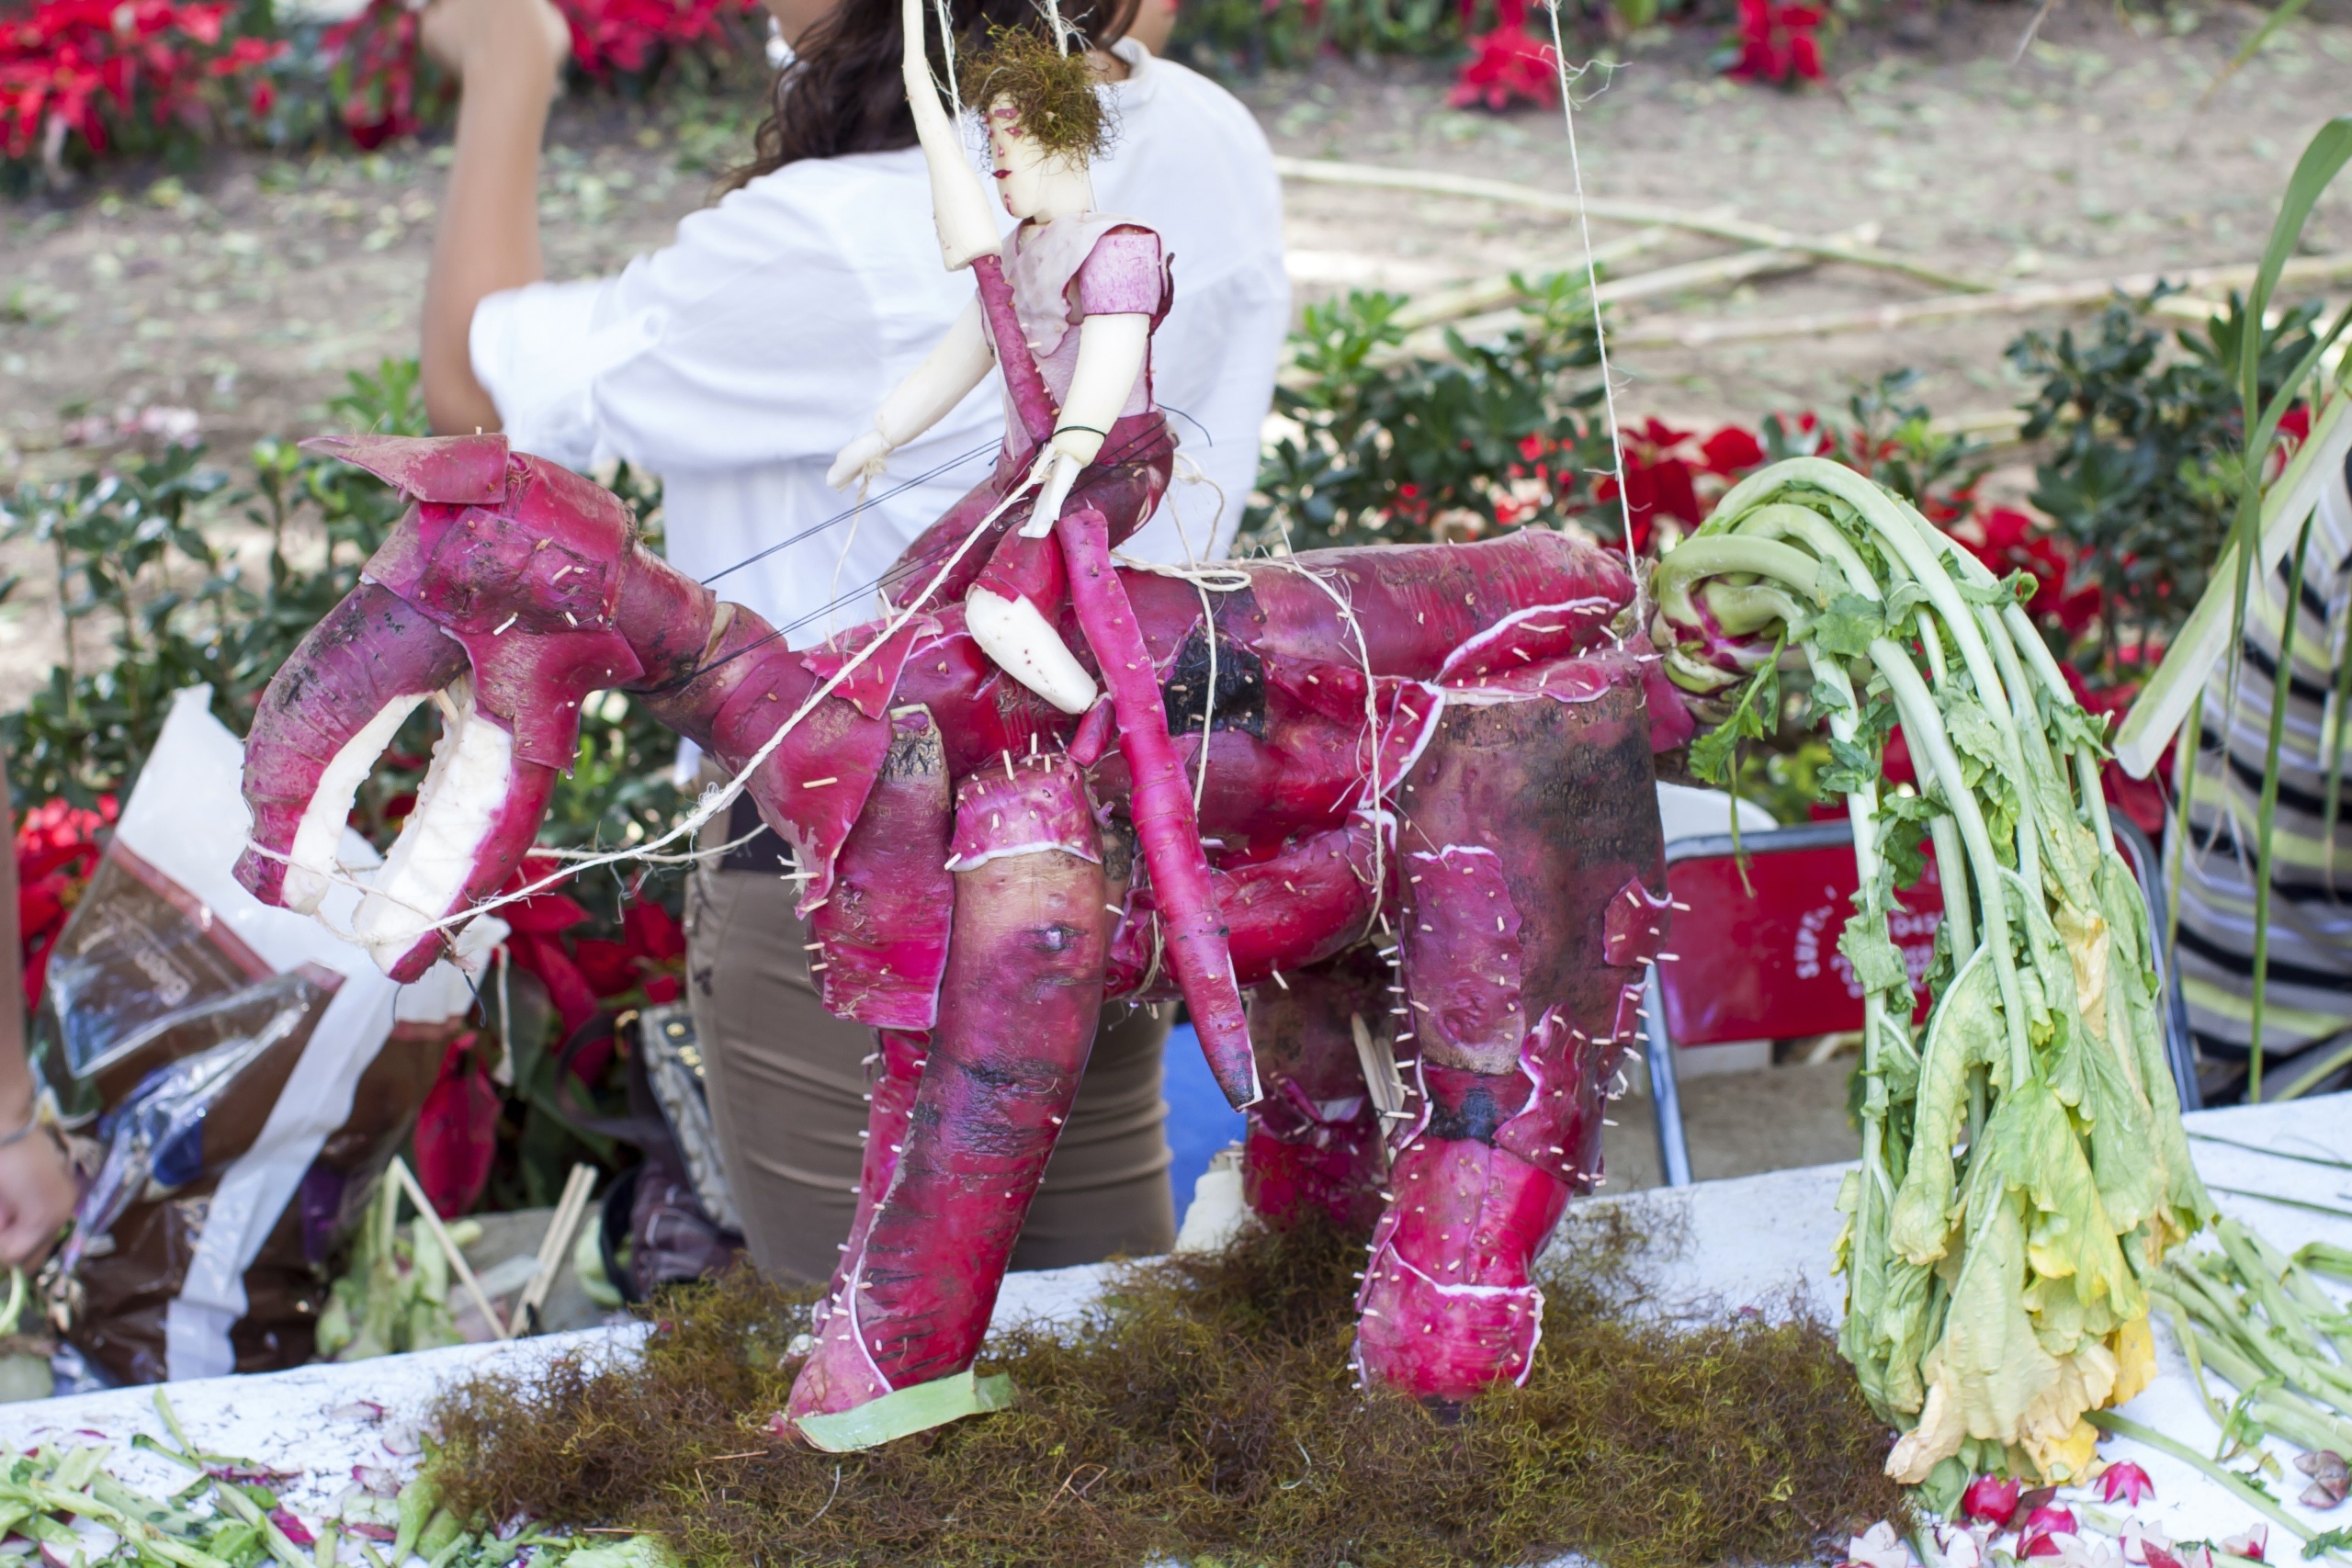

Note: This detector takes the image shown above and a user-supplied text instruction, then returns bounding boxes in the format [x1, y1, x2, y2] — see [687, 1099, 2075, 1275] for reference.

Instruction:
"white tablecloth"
[1, 1095, 2345, 1551]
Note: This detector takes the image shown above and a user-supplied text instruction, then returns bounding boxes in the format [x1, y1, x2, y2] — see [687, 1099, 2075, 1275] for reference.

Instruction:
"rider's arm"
[827, 300, 997, 489]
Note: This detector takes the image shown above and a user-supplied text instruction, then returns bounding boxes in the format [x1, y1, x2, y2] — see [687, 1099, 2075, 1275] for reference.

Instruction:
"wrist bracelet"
[0, 1091, 60, 1154]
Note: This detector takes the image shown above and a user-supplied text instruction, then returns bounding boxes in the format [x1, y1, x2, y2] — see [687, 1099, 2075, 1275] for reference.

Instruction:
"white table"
[2, 1096, 2346, 1554]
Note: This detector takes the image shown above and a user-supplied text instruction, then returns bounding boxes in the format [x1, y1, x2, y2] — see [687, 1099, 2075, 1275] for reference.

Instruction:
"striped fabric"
[2174, 444, 2352, 1093]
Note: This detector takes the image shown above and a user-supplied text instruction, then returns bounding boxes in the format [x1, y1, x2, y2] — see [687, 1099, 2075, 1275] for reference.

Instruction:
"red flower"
[1724, 0, 1825, 85]
[16, 794, 116, 1011]
[1448, 24, 1559, 111]
[413, 1032, 501, 1218]
[0, 0, 268, 160]
[1700, 425, 1765, 475]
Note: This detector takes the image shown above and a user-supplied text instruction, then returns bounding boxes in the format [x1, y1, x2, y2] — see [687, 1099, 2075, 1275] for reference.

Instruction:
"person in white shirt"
[411, 0, 1287, 1283]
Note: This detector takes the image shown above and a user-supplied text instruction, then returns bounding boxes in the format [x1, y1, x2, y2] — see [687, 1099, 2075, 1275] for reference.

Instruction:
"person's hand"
[0, 1127, 74, 1269]
[421, 0, 571, 85]
[827, 427, 892, 491]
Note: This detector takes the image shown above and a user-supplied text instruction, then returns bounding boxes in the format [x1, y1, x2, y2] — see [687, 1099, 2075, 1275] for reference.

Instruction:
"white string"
[932, 0, 961, 116]
[1109, 554, 1252, 593]
[250, 478, 1039, 949]
[1542, 0, 1633, 576]
[1261, 557, 1388, 934]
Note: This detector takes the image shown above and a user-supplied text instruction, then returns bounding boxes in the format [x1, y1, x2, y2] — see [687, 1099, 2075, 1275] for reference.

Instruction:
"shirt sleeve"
[469, 156, 978, 478]
[469, 276, 628, 472]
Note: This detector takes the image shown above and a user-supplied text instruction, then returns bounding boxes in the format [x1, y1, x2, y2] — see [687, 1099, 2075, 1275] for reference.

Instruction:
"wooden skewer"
[513, 1164, 598, 1336]
[388, 1156, 511, 1342]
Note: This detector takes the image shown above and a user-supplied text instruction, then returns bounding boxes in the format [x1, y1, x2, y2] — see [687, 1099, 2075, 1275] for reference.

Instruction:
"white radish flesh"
[284, 694, 424, 915]
[965, 587, 1100, 716]
[353, 687, 517, 974]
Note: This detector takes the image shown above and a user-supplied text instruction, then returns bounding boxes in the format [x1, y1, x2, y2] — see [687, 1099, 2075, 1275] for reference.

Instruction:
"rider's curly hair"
[956, 25, 1114, 161]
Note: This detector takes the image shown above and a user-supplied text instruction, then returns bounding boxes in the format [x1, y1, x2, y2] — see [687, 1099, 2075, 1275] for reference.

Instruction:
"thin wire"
[697, 440, 997, 588]
[1541, 0, 1632, 573]
[655, 422, 1170, 692]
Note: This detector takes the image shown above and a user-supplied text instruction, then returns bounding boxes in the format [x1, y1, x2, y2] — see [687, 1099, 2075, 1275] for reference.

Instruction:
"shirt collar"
[1108, 38, 1158, 107]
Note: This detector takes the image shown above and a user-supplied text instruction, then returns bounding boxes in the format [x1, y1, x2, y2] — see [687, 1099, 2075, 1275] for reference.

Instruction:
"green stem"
[1870, 640, 2034, 1088]
[2209, 1184, 2352, 1223]
[1726, 503, 1882, 596]
[2249, 511, 2319, 1102]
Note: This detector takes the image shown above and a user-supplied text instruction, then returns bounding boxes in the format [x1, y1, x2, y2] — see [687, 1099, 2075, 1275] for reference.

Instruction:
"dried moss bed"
[429, 1213, 1905, 1568]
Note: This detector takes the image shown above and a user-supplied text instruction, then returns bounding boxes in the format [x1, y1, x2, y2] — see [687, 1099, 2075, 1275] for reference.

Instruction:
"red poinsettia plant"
[321, 0, 755, 148]
[1721, 0, 1824, 85]
[1448, 0, 1559, 112]
[410, 853, 685, 1215]
[1, 0, 286, 170]
[1591, 417, 1767, 554]
[14, 794, 116, 1012]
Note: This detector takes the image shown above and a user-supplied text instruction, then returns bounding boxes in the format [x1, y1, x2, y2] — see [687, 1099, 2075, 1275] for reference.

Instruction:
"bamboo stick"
[1613, 252, 2352, 350]
[513, 1163, 597, 1336]
[1384, 220, 1693, 332]
[388, 1156, 511, 1342]
[1375, 225, 1881, 368]
[1272, 155, 1996, 294]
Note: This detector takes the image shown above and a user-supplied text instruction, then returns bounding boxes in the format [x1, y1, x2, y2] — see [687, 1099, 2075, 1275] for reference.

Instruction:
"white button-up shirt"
[469, 39, 1288, 647]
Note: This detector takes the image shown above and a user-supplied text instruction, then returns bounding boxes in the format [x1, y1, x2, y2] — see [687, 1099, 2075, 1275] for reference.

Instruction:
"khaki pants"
[685, 794, 1174, 1286]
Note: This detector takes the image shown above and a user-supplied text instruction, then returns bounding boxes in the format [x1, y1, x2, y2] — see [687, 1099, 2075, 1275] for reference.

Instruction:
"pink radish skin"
[808, 1026, 932, 1343]
[1057, 503, 1259, 1111]
[1106, 819, 1381, 999]
[236, 583, 466, 908]
[1243, 949, 1392, 1234]
[785, 754, 1106, 1422]
[1353, 670, 1668, 1403]
[238, 434, 1711, 1415]
[809, 706, 956, 1029]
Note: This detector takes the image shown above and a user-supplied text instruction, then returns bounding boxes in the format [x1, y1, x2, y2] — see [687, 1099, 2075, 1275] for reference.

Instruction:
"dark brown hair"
[726, 0, 1139, 190]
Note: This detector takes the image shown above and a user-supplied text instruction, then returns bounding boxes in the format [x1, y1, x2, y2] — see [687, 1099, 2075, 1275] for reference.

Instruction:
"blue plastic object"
[1159, 1021, 1246, 1229]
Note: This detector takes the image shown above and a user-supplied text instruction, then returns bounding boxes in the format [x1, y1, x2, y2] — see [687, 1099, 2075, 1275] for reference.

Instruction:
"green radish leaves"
[1655, 453, 2211, 1488]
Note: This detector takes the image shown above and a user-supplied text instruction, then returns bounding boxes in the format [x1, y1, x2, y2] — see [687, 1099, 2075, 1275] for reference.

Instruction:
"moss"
[430, 1209, 1905, 1567]
[956, 27, 1113, 162]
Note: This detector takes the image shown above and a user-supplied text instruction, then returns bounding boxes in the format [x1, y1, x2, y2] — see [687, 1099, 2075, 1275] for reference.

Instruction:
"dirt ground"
[6, 1, 2350, 479]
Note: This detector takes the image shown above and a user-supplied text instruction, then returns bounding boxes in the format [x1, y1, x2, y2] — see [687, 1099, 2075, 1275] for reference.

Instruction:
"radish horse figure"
[234, 433, 1686, 1445]
[235, 12, 1688, 1449]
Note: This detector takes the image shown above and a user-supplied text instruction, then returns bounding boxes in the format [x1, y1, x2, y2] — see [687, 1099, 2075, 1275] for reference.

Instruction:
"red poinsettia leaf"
[413, 1058, 501, 1218]
[571, 937, 638, 999]
[1701, 425, 1765, 474]
[624, 898, 684, 962]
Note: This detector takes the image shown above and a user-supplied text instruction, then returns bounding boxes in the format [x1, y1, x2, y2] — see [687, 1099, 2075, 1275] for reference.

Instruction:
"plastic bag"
[39, 688, 499, 1383]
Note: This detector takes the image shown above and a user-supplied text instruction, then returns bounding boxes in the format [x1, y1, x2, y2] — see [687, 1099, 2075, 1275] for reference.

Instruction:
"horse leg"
[783, 751, 1108, 1442]
[1243, 946, 1391, 1236]
[1353, 671, 1667, 1403]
